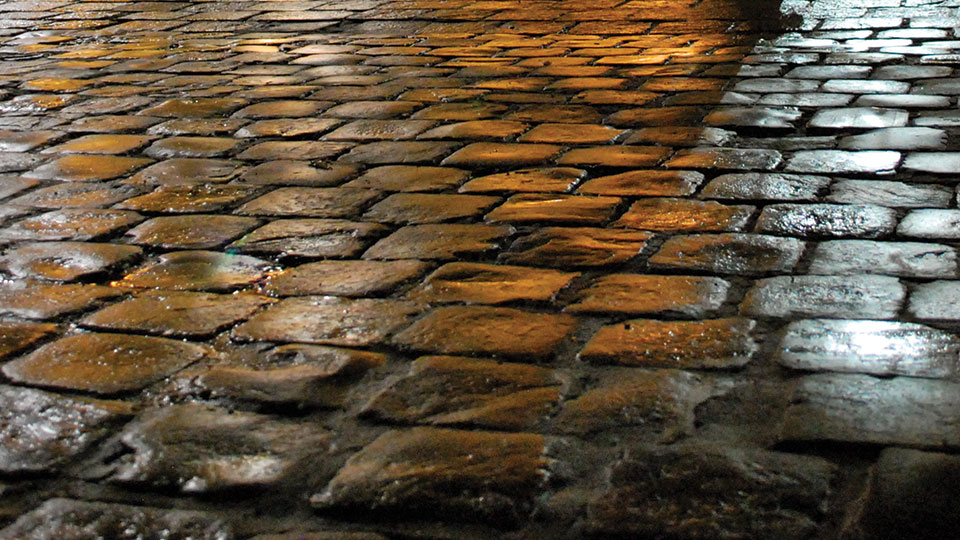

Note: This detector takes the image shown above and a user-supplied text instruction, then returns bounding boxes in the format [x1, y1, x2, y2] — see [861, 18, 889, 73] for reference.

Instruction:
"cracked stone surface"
[3, 0, 960, 537]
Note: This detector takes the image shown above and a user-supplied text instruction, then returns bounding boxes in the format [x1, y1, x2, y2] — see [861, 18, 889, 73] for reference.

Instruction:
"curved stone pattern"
[2, 0, 960, 537]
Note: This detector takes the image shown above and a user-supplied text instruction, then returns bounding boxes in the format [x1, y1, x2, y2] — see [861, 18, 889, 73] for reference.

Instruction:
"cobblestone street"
[1, 0, 960, 538]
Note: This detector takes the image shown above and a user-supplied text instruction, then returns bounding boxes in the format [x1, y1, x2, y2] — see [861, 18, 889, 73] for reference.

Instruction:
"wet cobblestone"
[2, 0, 960, 538]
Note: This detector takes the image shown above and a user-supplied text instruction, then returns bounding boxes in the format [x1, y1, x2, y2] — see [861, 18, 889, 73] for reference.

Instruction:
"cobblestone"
[3, 0, 960, 537]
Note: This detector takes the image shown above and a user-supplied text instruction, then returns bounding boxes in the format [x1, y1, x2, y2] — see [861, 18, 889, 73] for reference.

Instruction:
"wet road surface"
[1, 0, 960, 538]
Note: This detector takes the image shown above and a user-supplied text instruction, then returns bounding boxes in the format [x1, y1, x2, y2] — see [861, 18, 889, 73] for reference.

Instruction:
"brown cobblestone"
[392, 305, 576, 359]
[311, 427, 546, 525]
[3, 332, 209, 395]
[234, 296, 422, 347]
[80, 291, 272, 338]
[410, 262, 576, 304]
[567, 274, 729, 317]
[362, 355, 563, 431]
[502, 227, 653, 267]
[580, 318, 757, 369]
[189, 344, 387, 409]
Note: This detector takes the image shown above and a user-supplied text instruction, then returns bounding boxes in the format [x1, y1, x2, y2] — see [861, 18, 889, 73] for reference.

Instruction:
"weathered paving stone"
[586, 445, 834, 540]
[0, 385, 132, 472]
[0, 176, 36, 200]
[124, 215, 259, 250]
[118, 251, 272, 292]
[855, 94, 950, 109]
[233, 296, 422, 347]
[809, 107, 909, 129]
[502, 227, 653, 268]
[188, 344, 386, 408]
[459, 167, 585, 193]
[912, 78, 960, 95]
[24, 154, 152, 182]
[777, 319, 960, 378]
[567, 274, 729, 317]
[907, 281, 960, 323]
[649, 234, 804, 275]
[361, 356, 563, 431]
[325, 119, 436, 141]
[343, 165, 468, 192]
[233, 100, 330, 119]
[0, 281, 121, 320]
[552, 369, 720, 438]
[517, 123, 623, 144]
[149, 118, 248, 137]
[441, 142, 562, 168]
[239, 141, 353, 162]
[580, 318, 756, 369]
[363, 224, 512, 260]
[577, 169, 704, 197]
[810, 240, 957, 278]
[66, 115, 163, 135]
[741, 275, 906, 320]
[311, 427, 547, 525]
[821, 80, 908, 94]
[0, 152, 45, 173]
[264, 259, 429, 298]
[80, 291, 273, 338]
[902, 152, 960, 174]
[786, 150, 901, 174]
[557, 146, 670, 168]
[0, 321, 56, 360]
[2, 332, 208, 395]
[664, 148, 782, 171]
[703, 106, 802, 129]
[325, 101, 422, 120]
[236, 188, 379, 219]
[116, 185, 258, 214]
[0, 208, 144, 242]
[839, 127, 947, 150]
[392, 306, 576, 359]
[230, 219, 385, 259]
[700, 172, 831, 201]
[780, 373, 960, 448]
[417, 120, 529, 141]
[615, 198, 754, 232]
[238, 161, 358, 187]
[625, 126, 735, 147]
[485, 193, 619, 225]
[364, 193, 499, 224]
[43, 134, 154, 155]
[845, 448, 960, 540]
[898, 209, 960, 240]
[734, 77, 822, 93]
[0, 129, 61, 152]
[340, 141, 457, 165]
[108, 404, 331, 493]
[0, 498, 232, 540]
[10, 182, 140, 209]
[0, 241, 142, 281]
[127, 158, 240, 186]
[235, 118, 342, 139]
[828, 180, 951, 208]
[140, 97, 248, 117]
[410, 262, 577, 304]
[755, 203, 898, 239]
[505, 104, 601, 124]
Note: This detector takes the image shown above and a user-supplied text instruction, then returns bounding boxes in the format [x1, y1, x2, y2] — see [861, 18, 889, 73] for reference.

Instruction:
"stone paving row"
[1, 0, 960, 538]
